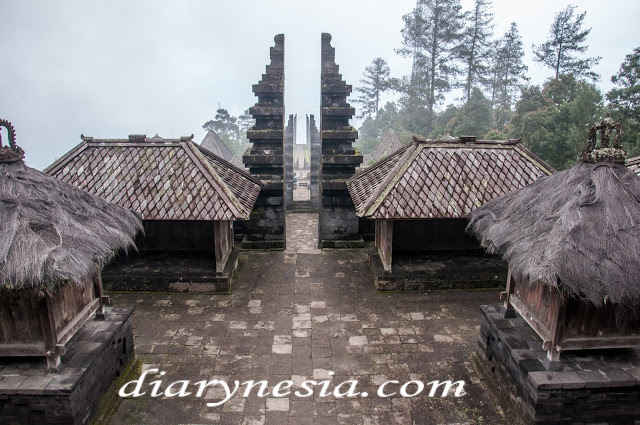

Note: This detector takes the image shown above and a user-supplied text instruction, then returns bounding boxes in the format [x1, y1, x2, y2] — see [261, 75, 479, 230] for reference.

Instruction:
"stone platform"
[370, 247, 507, 291]
[103, 249, 239, 293]
[474, 305, 640, 425]
[0, 307, 135, 425]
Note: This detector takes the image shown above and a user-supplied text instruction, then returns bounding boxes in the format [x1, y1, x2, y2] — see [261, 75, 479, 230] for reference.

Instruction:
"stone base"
[241, 237, 286, 250]
[370, 247, 507, 291]
[474, 305, 640, 425]
[320, 237, 365, 249]
[0, 307, 135, 425]
[103, 249, 239, 293]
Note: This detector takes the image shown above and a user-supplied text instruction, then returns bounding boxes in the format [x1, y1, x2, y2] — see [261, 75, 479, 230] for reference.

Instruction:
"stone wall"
[309, 114, 320, 213]
[0, 307, 135, 425]
[242, 34, 286, 249]
[474, 305, 640, 424]
[284, 114, 295, 210]
[319, 33, 363, 248]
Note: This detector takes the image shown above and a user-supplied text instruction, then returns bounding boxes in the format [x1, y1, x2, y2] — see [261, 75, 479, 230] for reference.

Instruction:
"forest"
[204, 1, 639, 171]
[354, 1, 640, 170]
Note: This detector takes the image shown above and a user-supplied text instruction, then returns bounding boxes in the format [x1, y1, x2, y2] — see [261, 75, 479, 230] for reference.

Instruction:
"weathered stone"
[243, 35, 286, 249]
[319, 33, 363, 248]
[0, 307, 135, 425]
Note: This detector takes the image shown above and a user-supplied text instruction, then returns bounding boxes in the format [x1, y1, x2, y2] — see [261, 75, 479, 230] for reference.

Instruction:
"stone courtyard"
[107, 213, 504, 425]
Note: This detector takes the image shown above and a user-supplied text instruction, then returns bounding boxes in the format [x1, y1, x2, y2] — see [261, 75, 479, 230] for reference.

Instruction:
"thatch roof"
[45, 135, 262, 221]
[348, 136, 554, 219]
[467, 160, 640, 307]
[201, 130, 245, 168]
[0, 159, 142, 292]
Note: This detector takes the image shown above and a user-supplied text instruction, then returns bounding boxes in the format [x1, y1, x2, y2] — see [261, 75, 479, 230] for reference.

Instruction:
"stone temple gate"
[242, 33, 364, 249]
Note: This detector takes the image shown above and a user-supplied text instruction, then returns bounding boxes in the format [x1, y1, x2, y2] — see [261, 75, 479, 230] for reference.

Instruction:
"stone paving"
[108, 213, 504, 425]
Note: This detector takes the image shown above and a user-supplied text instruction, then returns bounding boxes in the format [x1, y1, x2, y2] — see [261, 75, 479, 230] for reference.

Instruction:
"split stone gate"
[241, 33, 365, 250]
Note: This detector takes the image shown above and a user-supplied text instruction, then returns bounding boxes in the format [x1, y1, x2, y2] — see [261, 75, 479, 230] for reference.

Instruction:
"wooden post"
[94, 271, 109, 320]
[376, 219, 393, 272]
[500, 268, 516, 318]
[214, 220, 233, 274]
[545, 297, 566, 366]
[39, 296, 62, 373]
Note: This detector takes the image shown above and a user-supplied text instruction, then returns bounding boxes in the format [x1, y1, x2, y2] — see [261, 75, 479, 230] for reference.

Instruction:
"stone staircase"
[293, 200, 315, 213]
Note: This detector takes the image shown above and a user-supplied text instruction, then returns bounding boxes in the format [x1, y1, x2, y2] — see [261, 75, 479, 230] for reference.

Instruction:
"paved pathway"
[286, 213, 318, 251]
[108, 213, 503, 424]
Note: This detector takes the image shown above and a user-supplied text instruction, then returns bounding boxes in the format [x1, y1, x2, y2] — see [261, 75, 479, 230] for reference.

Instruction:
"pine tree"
[606, 46, 640, 155]
[353, 58, 391, 119]
[447, 88, 493, 137]
[460, 0, 494, 101]
[532, 4, 601, 81]
[203, 108, 238, 136]
[489, 23, 529, 127]
[607, 47, 640, 121]
[398, 0, 465, 132]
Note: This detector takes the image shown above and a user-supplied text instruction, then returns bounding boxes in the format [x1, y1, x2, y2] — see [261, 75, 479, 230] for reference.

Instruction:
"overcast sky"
[2, 0, 639, 170]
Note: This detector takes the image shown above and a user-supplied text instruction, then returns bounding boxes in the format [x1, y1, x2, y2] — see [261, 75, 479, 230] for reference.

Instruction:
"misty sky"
[2, 0, 639, 170]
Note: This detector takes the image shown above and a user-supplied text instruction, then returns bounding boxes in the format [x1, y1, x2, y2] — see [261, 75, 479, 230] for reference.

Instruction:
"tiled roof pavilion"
[363, 129, 403, 166]
[201, 130, 244, 169]
[348, 136, 555, 220]
[45, 134, 262, 221]
[626, 155, 640, 176]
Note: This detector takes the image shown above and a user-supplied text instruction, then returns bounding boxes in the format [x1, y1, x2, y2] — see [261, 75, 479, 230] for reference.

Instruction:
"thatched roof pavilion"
[0, 120, 141, 371]
[467, 119, 640, 361]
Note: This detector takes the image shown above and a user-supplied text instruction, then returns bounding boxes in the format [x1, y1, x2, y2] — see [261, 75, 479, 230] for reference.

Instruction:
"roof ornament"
[582, 117, 626, 163]
[0, 119, 25, 163]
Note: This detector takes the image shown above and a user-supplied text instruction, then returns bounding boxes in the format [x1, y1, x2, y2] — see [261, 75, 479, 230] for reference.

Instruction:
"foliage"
[606, 47, 640, 156]
[446, 88, 493, 137]
[532, 5, 601, 81]
[508, 75, 603, 169]
[460, 0, 494, 100]
[203, 108, 237, 136]
[356, 102, 403, 154]
[202, 108, 253, 157]
[489, 23, 528, 127]
[429, 104, 459, 138]
[398, 0, 465, 132]
[354, 58, 392, 119]
[608, 47, 640, 120]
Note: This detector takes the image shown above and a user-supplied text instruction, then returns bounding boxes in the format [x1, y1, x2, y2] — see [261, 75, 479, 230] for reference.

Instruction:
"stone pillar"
[319, 33, 364, 248]
[309, 114, 321, 212]
[284, 114, 294, 210]
[242, 34, 286, 249]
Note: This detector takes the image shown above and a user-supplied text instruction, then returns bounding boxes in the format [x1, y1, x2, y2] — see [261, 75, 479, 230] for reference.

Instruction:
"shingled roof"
[625, 155, 640, 176]
[45, 135, 262, 221]
[347, 136, 554, 219]
[201, 130, 244, 168]
[363, 129, 403, 166]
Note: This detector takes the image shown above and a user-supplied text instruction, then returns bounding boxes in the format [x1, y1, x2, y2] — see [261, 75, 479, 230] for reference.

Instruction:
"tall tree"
[607, 47, 640, 121]
[606, 46, 640, 155]
[489, 23, 529, 127]
[398, 0, 465, 132]
[460, 0, 494, 101]
[532, 4, 601, 81]
[354, 58, 391, 119]
[446, 88, 493, 137]
[203, 108, 238, 137]
[508, 75, 603, 169]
